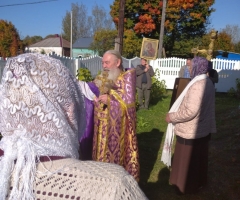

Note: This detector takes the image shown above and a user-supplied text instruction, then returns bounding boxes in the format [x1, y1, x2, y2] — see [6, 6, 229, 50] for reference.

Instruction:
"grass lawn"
[137, 90, 240, 200]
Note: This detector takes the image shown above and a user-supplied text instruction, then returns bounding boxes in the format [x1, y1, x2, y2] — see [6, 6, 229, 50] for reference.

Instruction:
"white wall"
[27, 47, 63, 56]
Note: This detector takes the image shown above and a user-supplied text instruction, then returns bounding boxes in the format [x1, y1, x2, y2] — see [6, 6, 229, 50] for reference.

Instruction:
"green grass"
[137, 91, 240, 200]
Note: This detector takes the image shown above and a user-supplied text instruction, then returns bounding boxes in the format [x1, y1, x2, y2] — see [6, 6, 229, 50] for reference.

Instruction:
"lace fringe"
[0, 134, 37, 200]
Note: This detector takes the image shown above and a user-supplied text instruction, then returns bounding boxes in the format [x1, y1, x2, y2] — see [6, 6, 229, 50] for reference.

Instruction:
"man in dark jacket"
[136, 58, 155, 109]
[179, 58, 192, 78]
[207, 61, 219, 85]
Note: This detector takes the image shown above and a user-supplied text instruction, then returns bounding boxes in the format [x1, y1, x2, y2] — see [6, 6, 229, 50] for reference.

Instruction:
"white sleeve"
[78, 81, 96, 101]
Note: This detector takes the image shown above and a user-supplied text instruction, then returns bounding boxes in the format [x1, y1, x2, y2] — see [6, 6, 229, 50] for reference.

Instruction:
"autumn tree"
[219, 24, 240, 53]
[197, 30, 234, 58]
[234, 42, 240, 53]
[0, 20, 22, 58]
[62, 3, 92, 43]
[44, 34, 58, 39]
[122, 30, 142, 58]
[110, 0, 215, 57]
[171, 36, 202, 58]
[62, 3, 114, 44]
[90, 29, 141, 58]
[221, 25, 240, 44]
[22, 35, 43, 47]
[214, 31, 234, 52]
[90, 29, 117, 56]
[89, 4, 114, 34]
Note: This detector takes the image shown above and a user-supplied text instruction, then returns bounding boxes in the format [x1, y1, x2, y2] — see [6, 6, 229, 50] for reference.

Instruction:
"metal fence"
[0, 60, 6, 82]
[49, 54, 141, 78]
[0, 54, 240, 92]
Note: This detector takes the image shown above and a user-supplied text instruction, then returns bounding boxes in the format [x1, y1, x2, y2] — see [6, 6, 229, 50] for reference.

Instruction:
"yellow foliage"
[0, 20, 21, 58]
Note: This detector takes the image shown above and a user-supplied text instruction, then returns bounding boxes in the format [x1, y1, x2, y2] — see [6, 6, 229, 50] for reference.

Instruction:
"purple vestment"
[79, 82, 99, 160]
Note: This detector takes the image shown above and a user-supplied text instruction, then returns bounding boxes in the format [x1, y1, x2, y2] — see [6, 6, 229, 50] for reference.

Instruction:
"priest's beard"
[103, 67, 121, 82]
[94, 67, 122, 95]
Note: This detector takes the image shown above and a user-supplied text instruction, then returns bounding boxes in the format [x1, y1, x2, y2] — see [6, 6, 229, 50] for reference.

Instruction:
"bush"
[228, 78, 240, 99]
[150, 69, 167, 101]
[76, 68, 93, 82]
[40, 49, 46, 54]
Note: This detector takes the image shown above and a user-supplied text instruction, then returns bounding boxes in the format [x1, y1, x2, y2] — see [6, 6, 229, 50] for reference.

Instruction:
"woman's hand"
[165, 113, 171, 123]
[98, 94, 108, 105]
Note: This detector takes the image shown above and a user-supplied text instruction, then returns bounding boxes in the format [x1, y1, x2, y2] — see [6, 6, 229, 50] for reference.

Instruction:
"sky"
[0, 0, 114, 38]
[1, 0, 240, 39]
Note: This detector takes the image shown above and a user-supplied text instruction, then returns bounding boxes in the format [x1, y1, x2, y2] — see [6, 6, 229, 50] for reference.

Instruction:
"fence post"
[129, 59, 131, 69]
[234, 61, 240, 70]
[75, 59, 79, 76]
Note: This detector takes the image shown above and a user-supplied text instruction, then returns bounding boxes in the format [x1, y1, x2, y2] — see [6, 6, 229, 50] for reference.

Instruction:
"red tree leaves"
[134, 14, 156, 34]
[110, 0, 214, 37]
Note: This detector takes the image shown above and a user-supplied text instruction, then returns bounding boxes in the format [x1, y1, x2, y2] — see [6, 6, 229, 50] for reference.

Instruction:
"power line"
[0, 0, 58, 8]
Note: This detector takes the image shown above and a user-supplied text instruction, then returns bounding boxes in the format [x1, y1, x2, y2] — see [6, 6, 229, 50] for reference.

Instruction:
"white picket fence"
[49, 53, 142, 78]
[149, 57, 240, 92]
[0, 55, 240, 92]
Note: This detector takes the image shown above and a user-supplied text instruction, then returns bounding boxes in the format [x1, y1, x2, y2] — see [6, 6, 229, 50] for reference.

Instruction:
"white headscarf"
[0, 53, 86, 199]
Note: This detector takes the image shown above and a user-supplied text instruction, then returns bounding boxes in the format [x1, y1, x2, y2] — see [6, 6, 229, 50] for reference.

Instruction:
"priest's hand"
[98, 94, 108, 105]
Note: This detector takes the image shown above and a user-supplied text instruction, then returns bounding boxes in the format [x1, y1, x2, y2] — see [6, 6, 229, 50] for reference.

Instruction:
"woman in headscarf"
[0, 53, 148, 200]
[162, 56, 216, 194]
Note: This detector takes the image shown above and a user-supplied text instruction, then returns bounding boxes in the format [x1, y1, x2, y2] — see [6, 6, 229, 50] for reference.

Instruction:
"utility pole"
[60, 32, 64, 56]
[158, 0, 167, 58]
[115, 0, 125, 54]
[70, 11, 73, 58]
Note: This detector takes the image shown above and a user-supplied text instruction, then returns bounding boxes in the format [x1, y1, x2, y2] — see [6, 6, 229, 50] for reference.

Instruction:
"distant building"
[216, 50, 240, 61]
[72, 37, 97, 58]
[26, 35, 70, 57]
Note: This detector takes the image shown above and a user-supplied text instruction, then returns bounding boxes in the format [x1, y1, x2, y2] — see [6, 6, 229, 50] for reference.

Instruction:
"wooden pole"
[115, 0, 125, 54]
[158, 0, 167, 58]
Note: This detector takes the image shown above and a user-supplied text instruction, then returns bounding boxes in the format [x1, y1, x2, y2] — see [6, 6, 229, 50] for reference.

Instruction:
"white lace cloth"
[0, 53, 148, 200]
[0, 53, 86, 199]
[161, 74, 207, 167]
[7, 158, 147, 200]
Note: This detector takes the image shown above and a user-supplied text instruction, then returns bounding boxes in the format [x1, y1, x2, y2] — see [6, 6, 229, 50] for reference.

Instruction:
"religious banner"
[140, 38, 159, 60]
